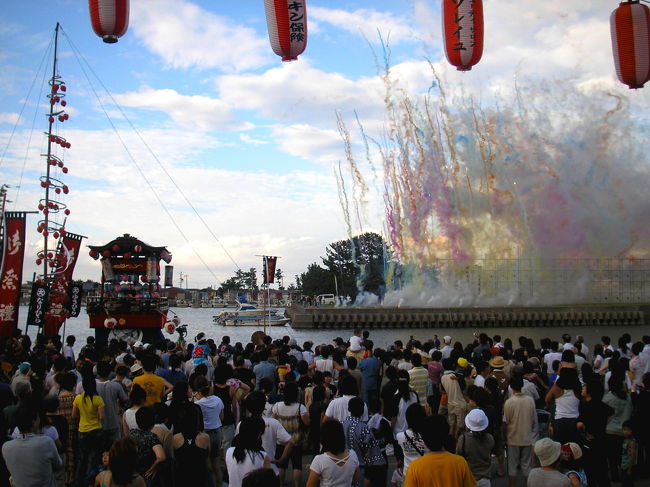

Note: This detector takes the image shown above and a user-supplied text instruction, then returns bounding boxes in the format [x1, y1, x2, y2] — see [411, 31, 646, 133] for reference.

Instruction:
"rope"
[60, 27, 241, 275]
[60, 28, 228, 286]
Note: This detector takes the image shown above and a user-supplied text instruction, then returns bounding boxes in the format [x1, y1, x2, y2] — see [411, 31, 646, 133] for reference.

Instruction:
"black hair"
[340, 375, 358, 396]
[585, 379, 604, 402]
[313, 385, 326, 403]
[283, 382, 299, 406]
[421, 415, 449, 451]
[141, 355, 155, 372]
[129, 384, 147, 406]
[16, 405, 37, 432]
[135, 406, 155, 431]
[242, 468, 281, 487]
[405, 403, 426, 435]
[82, 374, 98, 404]
[320, 420, 346, 454]
[347, 396, 365, 417]
[245, 391, 267, 416]
[97, 361, 112, 378]
[232, 417, 265, 463]
[509, 375, 524, 392]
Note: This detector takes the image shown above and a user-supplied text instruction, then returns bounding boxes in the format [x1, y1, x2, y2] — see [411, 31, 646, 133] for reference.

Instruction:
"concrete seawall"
[286, 303, 650, 329]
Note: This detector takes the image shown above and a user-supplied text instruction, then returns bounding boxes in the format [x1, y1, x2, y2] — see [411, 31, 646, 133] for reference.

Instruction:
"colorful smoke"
[339, 70, 650, 306]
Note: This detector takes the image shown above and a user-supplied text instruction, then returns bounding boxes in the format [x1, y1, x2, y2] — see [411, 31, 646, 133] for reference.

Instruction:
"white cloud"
[270, 124, 343, 164]
[309, 6, 416, 44]
[112, 87, 251, 131]
[130, 0, 272, 72]
[0, 112, 21, 125]
[239, 134, 267, 146]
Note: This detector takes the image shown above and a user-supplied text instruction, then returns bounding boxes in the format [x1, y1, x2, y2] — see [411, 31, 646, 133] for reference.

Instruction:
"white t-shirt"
[395, 429, 430, 475]
[196, 395, 224, 430]
[225, 447, 267, 487]
[271, 402, 308, 418]
[393, 392, 418, 435]
[474, 375, 486, 389]
[324, 395, 368, 423]
[316, 358, 335, 375]
[235, 417, 291, 474]
[310, 450, 359, 487]
[124, 408, 139, 431]
[349, 335, 363, 352]
[543, 352, 562, 373]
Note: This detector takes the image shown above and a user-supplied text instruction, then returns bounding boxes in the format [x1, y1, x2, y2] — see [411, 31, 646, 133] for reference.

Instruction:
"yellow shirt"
[404, 451, 476, 487]
[133, 372, 166, 407]
[73, 393, 105, 433]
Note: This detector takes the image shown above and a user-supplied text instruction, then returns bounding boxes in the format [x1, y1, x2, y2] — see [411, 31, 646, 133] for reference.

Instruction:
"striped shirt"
[408, 366, 429, 405]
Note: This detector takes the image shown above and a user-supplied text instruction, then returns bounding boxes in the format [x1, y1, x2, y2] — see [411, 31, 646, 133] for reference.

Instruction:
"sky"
[1, 0, 648, 290]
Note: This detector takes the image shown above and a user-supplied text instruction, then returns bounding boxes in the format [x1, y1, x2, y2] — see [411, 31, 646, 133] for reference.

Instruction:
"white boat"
[213, 301, 289, 326]
[175, 298, 189, 308]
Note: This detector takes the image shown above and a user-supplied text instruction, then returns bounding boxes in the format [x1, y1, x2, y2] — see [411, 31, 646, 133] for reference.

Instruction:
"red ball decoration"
[43, 230, 49, 236]
[55, 188, 61, 194]
[62, 167, 68, 174]
[59, 229, 66, 236]
[65, 142, 71, 148]
[38, 204, 44, 210]
[49, 136, 56, 142]
[47, 252, 53, 259]
[62, 186, 69, 194]
[610, 1, 650, 89]
[61, 85, 67, 92]
[64, 209, 70, 215]
[40, 181, 48, 188]
[36, 259, 42, 265]
[102, 250, 111, 257]
[89, 250, 98, 258]
[53, 84, 59, 92]
[58, 161, 63, 167]
[123, 252, 132, 259]
[43, 208, 49, 215]
[61, 100, 67, 107]
[58, 115, 65, 122]
[64, 113, 69, 119]
[112, 244, 121, 252]
[48, 116, 54, 123]
[53, 232, 59, 239]
[37, 227, 43, 233]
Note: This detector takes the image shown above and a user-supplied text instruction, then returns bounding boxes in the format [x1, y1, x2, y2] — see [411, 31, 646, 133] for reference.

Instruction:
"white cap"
[443, 336, 452, 344]
[465, 409, 489, 432]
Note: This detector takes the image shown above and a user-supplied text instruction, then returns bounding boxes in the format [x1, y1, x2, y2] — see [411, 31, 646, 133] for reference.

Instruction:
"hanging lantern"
[104, 317, 117, 329]
[88, 0, 130, 43]
[134, 244, 142, 253]
[112, 244, 121, 252]
[264, 0, 308, 62]
[89, 250, 99, 259]
[442, 0, 484, 71]
[611, 0, 650, 89]
[164, 321, 176, 334]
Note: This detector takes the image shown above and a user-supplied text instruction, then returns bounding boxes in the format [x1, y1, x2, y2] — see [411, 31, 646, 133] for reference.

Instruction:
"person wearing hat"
[527, 438, 571, 487]
[441, 358, 468, 437]
[559, 442, 588, 487]
[488, 355, 509, 396]
[441, 336, 453, 360]
[11, 362, 32, 396]
[456, 409, 494, 486]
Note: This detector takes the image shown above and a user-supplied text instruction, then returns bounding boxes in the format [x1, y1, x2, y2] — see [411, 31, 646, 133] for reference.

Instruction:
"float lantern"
[610, 0, 650, 89]
[88, 0, 130, 43]
[263, 0, 308, 62]
[442, 0, 484, 71]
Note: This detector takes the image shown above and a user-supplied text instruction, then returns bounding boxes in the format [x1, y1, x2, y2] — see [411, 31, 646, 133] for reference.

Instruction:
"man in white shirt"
[441, 336, 454, 360]
[347, 329, 364, 361]
[543, 342, 562, 373]
[62, 335, 76, 366]
[323, 376, 368, 422]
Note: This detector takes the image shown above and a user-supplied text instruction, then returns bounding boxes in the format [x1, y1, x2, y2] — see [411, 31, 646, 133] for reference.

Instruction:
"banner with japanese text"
[164, 265, 173, 287]
[44, 231, 85, 337]
[0, 213, 27, 338]
[26, 281, 49, 328]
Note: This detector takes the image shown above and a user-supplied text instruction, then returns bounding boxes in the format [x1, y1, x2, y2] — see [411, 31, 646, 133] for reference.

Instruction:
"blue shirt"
[253, 361, 276, 390]
[359, 356, 381, 391]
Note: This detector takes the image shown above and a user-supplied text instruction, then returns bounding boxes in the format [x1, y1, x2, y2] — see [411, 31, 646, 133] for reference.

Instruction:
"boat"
[175, 298, 189, 308]
[86, 234, 172, 344]
[213, 300, 289, 326]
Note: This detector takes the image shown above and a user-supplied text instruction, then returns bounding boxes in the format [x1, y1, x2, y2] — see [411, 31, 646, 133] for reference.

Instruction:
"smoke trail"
[339, 67, 650, 306]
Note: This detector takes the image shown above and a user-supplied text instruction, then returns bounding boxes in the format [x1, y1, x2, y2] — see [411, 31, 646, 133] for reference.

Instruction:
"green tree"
[299, 263, 334, 296]
[321, 232, 387, 298]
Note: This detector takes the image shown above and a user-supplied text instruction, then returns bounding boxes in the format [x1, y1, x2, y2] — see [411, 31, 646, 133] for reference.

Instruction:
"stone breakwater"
[286, 304, 650, 330]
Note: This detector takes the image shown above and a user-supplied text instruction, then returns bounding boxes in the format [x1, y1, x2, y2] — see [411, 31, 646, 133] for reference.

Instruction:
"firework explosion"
[339, 67, 650, 306]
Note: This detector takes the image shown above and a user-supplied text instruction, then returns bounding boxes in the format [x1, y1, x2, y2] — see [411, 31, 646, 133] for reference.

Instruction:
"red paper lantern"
[123, 252, 132, 259]
[36, 259, 42, 265]
[89, 250, 98, 259]
[164, 322, 176, 334]
[64, 209, 71, 215]
[264, 0, 308, 62]
[611, 1, 650, 89]
[442, 0, 484, 71]
[102, 250, 111, 257]
[43, 230, 49, 237]
[134, 244, 142, 253]
[89, 0, 130, 43]
[112, 244, 121, 252]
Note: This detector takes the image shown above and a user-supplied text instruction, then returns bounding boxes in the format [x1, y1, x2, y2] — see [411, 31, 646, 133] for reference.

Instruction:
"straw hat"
[489, 356, 505, 368]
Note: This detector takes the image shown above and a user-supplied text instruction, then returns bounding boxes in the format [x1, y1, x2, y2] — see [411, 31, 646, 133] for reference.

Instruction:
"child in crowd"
[621, 420, 637, 487]
[560, 442, 588, 487]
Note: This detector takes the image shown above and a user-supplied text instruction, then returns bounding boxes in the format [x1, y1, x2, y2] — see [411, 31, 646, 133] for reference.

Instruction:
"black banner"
[67, 282, 83, 317]
[164, 265, 173, 287]
[26, 281, 49, 328]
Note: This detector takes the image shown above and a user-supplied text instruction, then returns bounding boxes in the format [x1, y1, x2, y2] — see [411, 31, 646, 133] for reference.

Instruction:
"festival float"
[87, 234, 174, 344]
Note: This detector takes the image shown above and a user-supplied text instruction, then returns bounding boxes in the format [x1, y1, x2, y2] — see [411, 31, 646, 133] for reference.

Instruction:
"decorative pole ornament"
[442, 0, 484, 71]
[88, 0, 130, 43]
[610, 0, 650, 89]
[264, 0, 308, 61]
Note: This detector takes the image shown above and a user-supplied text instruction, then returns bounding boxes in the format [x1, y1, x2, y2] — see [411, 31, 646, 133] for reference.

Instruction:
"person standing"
[503, 375, 537, 487]
[407, 355, 429, 408]
[133, 356, 172, 407]
[172, 405, 211, 487]
[72, 375, 105, 486]
[2, 406, 62, 487]
[193, 375, 224, 487]
[97, 361, 128, 451]
[55, 371, 78, 486]
[603, 375, 633, 482]
[457, 409, 494, 487]
[307, 420, 359, 487]
[441, 359, 468, 437]
[359, 347, 382, 405]
[403, 415, 475, 487]
[226, 417, 271, 487]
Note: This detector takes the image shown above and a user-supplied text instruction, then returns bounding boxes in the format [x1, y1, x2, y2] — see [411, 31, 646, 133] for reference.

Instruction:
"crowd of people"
[0, 327, 648, 487]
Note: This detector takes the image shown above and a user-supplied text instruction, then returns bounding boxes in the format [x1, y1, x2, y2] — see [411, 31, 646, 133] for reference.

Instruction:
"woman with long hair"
[193, 375, 224, 486]
[395, 404, 430, 475]
[122, 384, 147, 436]
[73, 373, 105, 486]
[545, 367, 582, 444]
[172, 405, 211, 487]
[94, 437, 145, 487]
[391, 371, 419, 437]
[271, 381, 310, 487]
[225, 417, 270, 487]
[306, 420, 359, 487]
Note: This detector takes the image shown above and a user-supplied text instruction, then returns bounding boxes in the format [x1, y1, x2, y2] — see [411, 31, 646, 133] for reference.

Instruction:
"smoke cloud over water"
[339, 68, 650, 306]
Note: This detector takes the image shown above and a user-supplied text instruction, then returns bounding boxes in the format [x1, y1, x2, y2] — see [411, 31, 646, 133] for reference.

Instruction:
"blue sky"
[1, 0, 647, 289]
